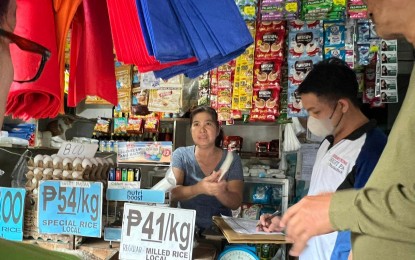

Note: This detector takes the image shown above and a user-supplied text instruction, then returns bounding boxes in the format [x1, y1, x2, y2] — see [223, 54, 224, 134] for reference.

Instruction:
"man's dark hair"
[297, 57, 360, 107]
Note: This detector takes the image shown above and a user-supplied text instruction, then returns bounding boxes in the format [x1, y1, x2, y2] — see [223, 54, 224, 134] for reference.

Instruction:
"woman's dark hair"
[297, 57, 360, 107]
[190, 106, 223, 147]
[0, 0, 10, 25]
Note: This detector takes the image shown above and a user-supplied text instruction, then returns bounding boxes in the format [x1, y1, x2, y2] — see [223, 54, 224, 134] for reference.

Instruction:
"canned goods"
[99, 140, 107, 152]
[127, 168, 134, 182]
[134, 168, 141, 181]
[115, 168, 122, 181]
[122, 168, 128, 181]
[109, 167, 116, 181]
[114, 141, 118, 153]
[106, 140, 114, 152]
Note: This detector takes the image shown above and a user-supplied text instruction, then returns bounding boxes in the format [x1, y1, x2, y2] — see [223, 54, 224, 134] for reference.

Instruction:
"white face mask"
[307, 116, 334, 137]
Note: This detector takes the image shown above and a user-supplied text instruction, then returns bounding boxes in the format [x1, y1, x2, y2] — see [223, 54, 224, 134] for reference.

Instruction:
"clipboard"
[212, 216, 290, 244]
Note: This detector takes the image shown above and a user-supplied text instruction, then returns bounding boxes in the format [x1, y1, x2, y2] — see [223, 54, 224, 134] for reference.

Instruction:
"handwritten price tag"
[58, 142, 98, 158]
[120, 204, 196, 260]
[38, 181, 103, 237]
[0, 187, 25, 241]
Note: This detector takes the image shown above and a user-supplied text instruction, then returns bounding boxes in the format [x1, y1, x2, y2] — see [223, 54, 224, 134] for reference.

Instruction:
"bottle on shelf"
[91, 132, 99, 148]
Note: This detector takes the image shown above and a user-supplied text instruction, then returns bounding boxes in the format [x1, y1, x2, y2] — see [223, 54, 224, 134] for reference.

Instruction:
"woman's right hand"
[198, 171, 227, 197]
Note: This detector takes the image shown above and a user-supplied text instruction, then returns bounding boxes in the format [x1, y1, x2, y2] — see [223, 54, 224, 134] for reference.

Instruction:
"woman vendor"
[170, 106, 244, 232]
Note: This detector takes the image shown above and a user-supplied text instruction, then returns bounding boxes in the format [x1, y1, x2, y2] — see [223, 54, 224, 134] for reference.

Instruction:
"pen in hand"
[256, 210, 280, 229]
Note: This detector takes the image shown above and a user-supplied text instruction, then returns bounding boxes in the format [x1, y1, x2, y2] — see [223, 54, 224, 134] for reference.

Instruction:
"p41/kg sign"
[38, 180, 103, 237]
[120, 204, 196, 260]
[0, 187, 25, 241]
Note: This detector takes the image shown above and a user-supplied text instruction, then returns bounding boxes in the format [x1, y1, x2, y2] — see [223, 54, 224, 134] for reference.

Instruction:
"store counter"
[22, 237, 218, 260]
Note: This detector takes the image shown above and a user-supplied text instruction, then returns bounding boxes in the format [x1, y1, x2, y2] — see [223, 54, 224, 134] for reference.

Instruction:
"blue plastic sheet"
[136, 0, 253, 79]
[136, 0, 195, 62]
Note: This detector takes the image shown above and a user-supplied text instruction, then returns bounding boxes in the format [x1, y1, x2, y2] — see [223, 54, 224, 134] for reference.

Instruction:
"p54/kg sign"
[120, 204, 196, 260]
[0, 187, 25, 241]
[38, 180, 103, 237]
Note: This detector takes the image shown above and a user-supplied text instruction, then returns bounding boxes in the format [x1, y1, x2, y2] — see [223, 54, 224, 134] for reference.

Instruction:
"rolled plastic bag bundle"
[291, 117, 306, 136]
[283, 123, 301, 152]
[67, 0, 117, 107]
[7, 0, 61, 120]
[151, 167, 177, 192]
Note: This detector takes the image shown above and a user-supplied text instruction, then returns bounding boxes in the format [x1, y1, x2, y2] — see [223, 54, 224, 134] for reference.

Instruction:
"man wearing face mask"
[258, 58, 387, 260]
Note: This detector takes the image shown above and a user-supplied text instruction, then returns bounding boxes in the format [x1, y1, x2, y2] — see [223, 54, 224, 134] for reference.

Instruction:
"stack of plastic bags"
[1, 123, 36, 146]
[68, 0, 118, 107]
[106, 0, 197, 73]
[106, 0, 254, 80]
[7, 0, 61, 120]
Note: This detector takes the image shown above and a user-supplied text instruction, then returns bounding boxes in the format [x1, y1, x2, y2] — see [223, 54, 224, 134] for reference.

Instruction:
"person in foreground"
[170, 106, 244, 232]
[263, 0, 415, 258]
[0, 0, 16, 128]
[0, 1, 79, 259]
[258, 58, 387, 260]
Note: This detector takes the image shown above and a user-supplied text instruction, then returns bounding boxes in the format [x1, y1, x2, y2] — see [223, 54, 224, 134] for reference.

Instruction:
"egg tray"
[25, 155, 115, 196]
[27, 154, 114, 182]
[22, 208, 83, 244]
[24, 231, 84, 244]
[22, 154, 114, 243]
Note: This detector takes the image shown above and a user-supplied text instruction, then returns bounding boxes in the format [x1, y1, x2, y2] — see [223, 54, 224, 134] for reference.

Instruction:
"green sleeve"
[329, 184, 415, 243]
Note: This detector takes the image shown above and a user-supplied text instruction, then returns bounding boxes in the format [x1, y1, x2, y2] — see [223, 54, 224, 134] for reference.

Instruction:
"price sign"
[58, 142, 98, 158]
[0, 187, 25, 241]
[106, 183, 165, 203]
[38, 181, 103, 237]
[120, 204, 196, 260]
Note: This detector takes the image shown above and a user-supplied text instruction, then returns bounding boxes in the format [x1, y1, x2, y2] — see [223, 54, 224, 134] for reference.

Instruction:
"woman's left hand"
[200, 171, 227, 196]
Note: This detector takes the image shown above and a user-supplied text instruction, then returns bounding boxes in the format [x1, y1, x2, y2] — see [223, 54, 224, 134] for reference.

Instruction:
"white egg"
[82, 158, 92, 168]
[106, 158, 114, 165]
[95, 157, 103, 165]
[34, 168, 43, 175]
[72, 158, 83, 168]
[53, 169, 62, 176]
[34, 154, 44, 165]
[32, 178, 37, 184]
[33, 188, 38, 195]
[51, 154, 58, 159]
[63, 158, 73, 167]
[43, 155, 53, 164]
[53, 156, 63, 167]
[89, 158, 98, 166]
[62, 171, 71, 177]
[72, 171, 82, 179]
[43, 168, 53, 175]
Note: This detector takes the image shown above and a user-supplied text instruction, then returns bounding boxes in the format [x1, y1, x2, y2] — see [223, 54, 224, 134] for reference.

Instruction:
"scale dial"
[218, 247, 259, 260]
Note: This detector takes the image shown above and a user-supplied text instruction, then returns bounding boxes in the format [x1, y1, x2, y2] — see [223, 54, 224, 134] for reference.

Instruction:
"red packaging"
[253, 60, 282, 89]
[254, 29, 285, 61]
[257, 21, 285, 32]
[223, 136, 243, 151]
[256, 141, 270, 153]
[250, 87, 280, 122]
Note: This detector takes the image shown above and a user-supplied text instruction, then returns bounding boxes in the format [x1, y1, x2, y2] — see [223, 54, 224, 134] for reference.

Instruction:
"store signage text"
[58, 142, 98, 158]
[0, 187, 25, 241]
[120, 204, 195, 260]
[38, 181, 102, 237]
